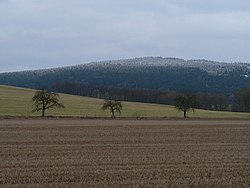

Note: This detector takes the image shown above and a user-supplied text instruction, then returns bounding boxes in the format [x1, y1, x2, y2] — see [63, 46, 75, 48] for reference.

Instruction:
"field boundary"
[1, 115, 250, 121]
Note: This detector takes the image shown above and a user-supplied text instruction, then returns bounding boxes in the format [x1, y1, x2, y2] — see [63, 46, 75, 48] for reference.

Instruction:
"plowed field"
[1, 119, 249, 187]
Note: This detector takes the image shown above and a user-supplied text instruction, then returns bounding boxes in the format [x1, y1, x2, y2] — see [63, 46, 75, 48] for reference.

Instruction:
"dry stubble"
[0, 119, 249, 187]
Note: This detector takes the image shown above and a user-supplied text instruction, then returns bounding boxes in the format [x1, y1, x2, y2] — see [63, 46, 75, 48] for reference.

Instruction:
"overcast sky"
[0, 0, 250, 72]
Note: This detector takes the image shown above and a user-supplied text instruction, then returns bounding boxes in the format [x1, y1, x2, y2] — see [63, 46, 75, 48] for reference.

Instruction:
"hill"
[0, 85, 249, 118]
[0, 57, 250, 95]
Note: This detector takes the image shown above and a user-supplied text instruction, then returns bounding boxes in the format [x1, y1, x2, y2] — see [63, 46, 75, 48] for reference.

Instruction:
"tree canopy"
[32, 89, 65, 117]
[102, 100, 122, 118]
[235, 88, 250, 112]
[174, 93, 197, 118]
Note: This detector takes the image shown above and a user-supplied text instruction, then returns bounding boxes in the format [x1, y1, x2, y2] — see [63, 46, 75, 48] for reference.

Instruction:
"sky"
[0, 0, 250, 72]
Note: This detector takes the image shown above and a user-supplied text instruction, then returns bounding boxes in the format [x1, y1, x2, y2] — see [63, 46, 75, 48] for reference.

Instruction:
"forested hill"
[0, 57, 250, 95]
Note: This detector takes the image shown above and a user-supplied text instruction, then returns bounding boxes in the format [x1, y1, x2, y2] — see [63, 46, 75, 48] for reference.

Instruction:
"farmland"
[1, 85, 250, 119]
[1, 119, 249, 187]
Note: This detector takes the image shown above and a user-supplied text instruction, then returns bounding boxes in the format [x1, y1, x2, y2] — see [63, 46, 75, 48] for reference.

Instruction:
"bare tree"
[174, 93, 197, 118]
[102, 100, 122, 118]
[32, 89, 65, 117]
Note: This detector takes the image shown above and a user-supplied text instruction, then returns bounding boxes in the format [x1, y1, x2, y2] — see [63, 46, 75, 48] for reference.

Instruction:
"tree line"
[51, 81, 250, 112]
[31, 89, 196, 118]
[1, 60, 249, 95]
[32, 87, 250, 119]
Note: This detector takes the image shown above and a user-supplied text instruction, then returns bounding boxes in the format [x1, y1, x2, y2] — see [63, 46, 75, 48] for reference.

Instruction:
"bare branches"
[174, 93, 197, 118]
[32, 89, 65, 117]
[102, 100, 122, 118]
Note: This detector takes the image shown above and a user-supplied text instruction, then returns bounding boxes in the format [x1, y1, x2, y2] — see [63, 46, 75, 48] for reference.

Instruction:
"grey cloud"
[0, 0, 250, 72]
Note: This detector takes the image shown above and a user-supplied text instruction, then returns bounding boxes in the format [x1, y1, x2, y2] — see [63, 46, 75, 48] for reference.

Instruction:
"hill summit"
[0, 57, 249, 94]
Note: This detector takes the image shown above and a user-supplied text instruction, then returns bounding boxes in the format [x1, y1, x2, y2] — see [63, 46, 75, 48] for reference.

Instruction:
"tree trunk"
[42, 108, 45, 117]
[42, 102, 45, 117]
[184, 110, 187, 118]
[111, 109, 115, 118]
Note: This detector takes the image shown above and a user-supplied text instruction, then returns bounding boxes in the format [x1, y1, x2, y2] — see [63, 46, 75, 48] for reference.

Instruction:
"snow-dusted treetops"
[3, 57, 249, 75]
[0, 57, 250, 94]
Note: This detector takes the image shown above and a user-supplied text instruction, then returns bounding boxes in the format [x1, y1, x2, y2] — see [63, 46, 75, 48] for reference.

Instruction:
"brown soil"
[1, 119, 249, 187]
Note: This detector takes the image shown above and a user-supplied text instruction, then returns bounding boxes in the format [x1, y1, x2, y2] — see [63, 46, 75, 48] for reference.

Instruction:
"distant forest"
[1, 57, 250, 112]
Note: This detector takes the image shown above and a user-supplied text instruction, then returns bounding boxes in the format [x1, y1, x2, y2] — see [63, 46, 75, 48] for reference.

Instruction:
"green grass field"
[0, 85, 249, 118]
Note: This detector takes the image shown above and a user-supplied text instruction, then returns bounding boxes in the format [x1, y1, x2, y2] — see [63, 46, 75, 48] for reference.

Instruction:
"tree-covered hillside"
[0, 57, 250, 95]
